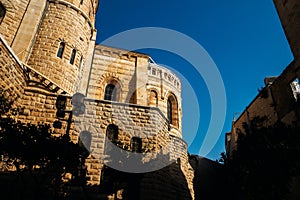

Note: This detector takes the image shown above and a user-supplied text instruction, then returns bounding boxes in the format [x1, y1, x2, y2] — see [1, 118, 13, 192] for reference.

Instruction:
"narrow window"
[167, 95, 178, 127]
[70, 49, 76, 65]
[167, 99, 172, 124]
[0, 3, 6, 24]
[105, 124, 118, 155]
[80, 0, 83, 5]
[131, 137, 142, 153]
[106, 124, 118, 143]
[104, 84, 116, 101]
[57, 42, 65, 58]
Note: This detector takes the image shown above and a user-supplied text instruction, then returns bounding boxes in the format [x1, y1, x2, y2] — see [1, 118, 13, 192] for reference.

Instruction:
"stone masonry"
[0, 0, 195, 199]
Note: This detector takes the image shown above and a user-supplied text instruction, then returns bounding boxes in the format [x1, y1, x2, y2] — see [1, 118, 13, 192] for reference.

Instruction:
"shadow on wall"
[189, 155, 228, 200]
[100, 158, 192, 200]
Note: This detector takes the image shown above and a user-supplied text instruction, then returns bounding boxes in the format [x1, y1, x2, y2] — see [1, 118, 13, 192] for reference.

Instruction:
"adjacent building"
[226, 0, 300, 156]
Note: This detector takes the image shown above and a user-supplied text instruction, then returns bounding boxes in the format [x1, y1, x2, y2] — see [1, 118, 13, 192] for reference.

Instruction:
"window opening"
[0, 3, 6, 24]
[70, 49, 76, 65]
[131, 137, 142, 153]
[104, 84, 117, 101]
[57, 42, 65, 58]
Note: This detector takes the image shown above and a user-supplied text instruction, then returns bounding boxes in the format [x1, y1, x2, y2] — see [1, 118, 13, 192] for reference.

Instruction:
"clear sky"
[95, 0, 294, 160]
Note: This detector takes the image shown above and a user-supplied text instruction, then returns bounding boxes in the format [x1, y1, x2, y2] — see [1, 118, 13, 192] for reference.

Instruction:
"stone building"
[0, 0, 194, 199]
[226, 0, 300, 155]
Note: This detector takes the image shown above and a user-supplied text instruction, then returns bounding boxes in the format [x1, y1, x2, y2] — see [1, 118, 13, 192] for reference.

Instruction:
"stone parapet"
[0, 34, 27, 99]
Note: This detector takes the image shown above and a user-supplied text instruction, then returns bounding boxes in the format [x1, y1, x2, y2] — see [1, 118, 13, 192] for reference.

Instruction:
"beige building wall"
[25, 0, 98, 94]
[88, 45, 183, 138]
[0, 0, 30, 46]
[10, 0, 47, 62]
[147, 63, 182, 137]
[88, 45, 148, 104]
[0, 0, 194, 198]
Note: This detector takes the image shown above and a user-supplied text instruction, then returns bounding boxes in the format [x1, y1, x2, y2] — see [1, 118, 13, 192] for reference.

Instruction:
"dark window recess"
[105, 124, 119, 155]
[80, 0, 83, 5]
[167, 95, 178, 127]
[57, 42, 65, 58]
[70, 49, 76, 64]
[131, 137, 142, 153]
[167, 98, 172, 124]
[104, 84, 117, 101]
[106, 124, 118, 143]
[0, 2, 6, 24]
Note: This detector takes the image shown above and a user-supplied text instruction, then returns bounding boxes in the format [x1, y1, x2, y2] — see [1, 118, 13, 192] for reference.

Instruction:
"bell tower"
[26, 0, 99, 94]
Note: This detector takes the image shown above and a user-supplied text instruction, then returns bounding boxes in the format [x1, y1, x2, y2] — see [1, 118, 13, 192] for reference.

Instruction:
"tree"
[223, 117, 300, 200]
[0, 90, 88, 199]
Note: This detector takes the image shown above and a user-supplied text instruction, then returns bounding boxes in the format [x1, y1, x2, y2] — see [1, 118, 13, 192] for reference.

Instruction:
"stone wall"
[0, 0, 29, 46]
[0, 1, 195, 198]
[27, 0, 96, 94]
[147, 63, 182, 137]
[10, 0, 46, 62]
[0, 35, 27, 100]
[89, 45, 183, 138]
[88, 45, 144, 104]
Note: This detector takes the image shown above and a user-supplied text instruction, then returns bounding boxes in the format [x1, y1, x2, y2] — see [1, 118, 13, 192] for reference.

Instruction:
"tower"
[24, 0, 99, 94]
[0, 1, 195, 198]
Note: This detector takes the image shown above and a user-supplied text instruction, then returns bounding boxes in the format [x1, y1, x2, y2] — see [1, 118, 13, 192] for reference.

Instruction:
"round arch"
[103, 79, 122, 101]
[166, 92, 179, 127]
[148, 88, 159, 107]
[96, 73, 123, 102]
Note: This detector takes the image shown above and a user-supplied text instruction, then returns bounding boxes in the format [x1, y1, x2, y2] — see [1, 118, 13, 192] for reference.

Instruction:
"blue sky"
[95, 0, 293, 160]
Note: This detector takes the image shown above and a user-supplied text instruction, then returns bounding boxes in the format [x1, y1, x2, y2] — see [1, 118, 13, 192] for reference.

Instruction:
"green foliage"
[223, 117, 300, 200]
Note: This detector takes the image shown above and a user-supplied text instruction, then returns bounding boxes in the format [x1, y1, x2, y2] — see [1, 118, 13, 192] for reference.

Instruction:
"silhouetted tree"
[223, 117, 300, 200]
[0, 90, 88, 199]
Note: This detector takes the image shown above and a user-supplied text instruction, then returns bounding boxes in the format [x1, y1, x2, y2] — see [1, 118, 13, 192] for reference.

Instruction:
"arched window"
[105, 124, 119, 155]
[106, 124, 118, 143]
[131, 137, 142, 153]
[70, 49, 76, 65]
[104, 84, 117, 101]
[0, 3, 6, 24]
[57, 42, 65, 58]
[78, 131, 92, 152]
[149, 90, 158, 107]
[167, 95, 178, 127]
